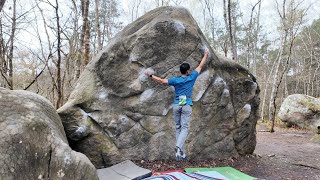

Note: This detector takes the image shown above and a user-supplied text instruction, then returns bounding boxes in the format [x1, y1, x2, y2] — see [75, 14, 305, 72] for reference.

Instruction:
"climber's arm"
[144, 70, 168, 85]
[195, 48, 209, 73]
[150, 75, 168, 85]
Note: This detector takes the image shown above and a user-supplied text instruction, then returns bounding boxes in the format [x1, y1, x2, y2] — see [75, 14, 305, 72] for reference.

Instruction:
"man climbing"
[145, 48, 209, 161]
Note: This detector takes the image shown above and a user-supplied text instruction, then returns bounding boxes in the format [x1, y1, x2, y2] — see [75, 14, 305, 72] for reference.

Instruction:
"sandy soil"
[135, 124, 320, 180]
[252, 124, 320, 179]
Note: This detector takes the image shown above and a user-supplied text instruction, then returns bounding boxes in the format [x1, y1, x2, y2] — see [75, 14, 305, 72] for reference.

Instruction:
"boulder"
[0, 88, 98, 180]
[58, 6, 260, 168]
[278, 94, 320, 131]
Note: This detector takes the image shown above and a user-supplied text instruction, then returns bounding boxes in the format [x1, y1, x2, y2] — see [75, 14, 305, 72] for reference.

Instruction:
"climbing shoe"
[175, 146, 187, 161]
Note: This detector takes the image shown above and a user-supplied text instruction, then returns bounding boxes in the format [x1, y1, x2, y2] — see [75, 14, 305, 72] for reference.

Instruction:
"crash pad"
[152, 169, 185, 175]
[143, 171, 228, 180]
[97, 160, 152, 180]
[184, 167, 256, 180]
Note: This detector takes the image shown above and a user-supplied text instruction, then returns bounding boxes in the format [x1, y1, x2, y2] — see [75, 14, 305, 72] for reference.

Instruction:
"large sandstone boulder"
[278, 94, 320, 131]
[58, 6, 259, 168]
[0, 88, 98, 180]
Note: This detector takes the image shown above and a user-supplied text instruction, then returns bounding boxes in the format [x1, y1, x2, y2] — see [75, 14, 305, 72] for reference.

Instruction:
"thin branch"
[24, 62, 47, 90]
[291, 163, 320, 170]
[16, 4, 38, 20]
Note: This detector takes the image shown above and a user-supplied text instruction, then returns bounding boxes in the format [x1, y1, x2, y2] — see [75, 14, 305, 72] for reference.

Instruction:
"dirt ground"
[134, 123, 320, 180]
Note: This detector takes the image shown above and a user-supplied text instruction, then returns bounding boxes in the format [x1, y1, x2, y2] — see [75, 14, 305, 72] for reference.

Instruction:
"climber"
[145, 48, 209, 161]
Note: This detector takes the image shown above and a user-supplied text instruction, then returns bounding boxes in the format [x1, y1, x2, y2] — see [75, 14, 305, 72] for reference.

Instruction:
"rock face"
[278, 94, 320, 131]
[311, 134, 320, 144]
[58, 6, 260, 168]
[0, 88, 98, 180]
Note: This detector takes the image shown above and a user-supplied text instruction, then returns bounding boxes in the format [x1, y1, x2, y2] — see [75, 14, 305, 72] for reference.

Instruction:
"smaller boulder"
[278, 94, 320, 132]
[0, 88, 98, 180]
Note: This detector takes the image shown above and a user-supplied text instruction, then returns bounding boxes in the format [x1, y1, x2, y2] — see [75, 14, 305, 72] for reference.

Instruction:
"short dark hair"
[180, 63, 190, 74]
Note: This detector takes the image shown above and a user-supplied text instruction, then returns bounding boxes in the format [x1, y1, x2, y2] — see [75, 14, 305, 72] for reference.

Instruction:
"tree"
[245, 0, 262, 75]
[0, 11, 8, 88]
[7, 0, 16, 89]
[99, 0, 122, 45]
[223, 0, 238, 61]
[95, 0, 102, 50]
[0, 0, 40, 90]
[82, 0, 90, 65]
[54, 0, 63, 108]
[202, 0, 216, 47]
[268, 0, 307, 132]
[156, 0, 170, 7]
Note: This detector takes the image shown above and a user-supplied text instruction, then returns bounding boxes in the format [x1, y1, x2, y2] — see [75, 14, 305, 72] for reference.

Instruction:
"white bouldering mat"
[97, 160, 152, 180]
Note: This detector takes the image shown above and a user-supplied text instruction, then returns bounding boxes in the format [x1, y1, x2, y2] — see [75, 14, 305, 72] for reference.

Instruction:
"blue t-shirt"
[168, 71, 199, 105]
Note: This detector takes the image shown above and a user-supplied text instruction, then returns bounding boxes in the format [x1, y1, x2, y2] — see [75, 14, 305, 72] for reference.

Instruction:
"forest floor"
[134, 123, 320, 180]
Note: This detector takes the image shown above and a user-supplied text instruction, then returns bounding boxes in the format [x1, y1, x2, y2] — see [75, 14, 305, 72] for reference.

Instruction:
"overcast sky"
[2, 0, 320, 56]
[120, 0, 320, 42]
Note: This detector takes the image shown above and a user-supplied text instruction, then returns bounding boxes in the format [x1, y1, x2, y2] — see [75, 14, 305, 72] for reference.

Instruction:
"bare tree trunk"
[245, 0, 261, 69]
[75, 0, 89, 79]
[294, 77, 299, 93]
[204, 0, 215, 44]
[260, 54, 276, 121]
[252, 0, 262, 76]
[101, 0, 107, 45]
[67, 0, 78, 83]
[307, 53, 313, 95]
[79, 0, 86, 72]
[83, 0, 90, 65]
[268, 35, 286, 124]
[227, 0, 237, 61]
[223, 0, 229, 57]
[303, 28, 313, 96]
[270, 34, 295, 132]
[284, 70, 288, 97]
[268, 0, 288, 128]
[135, 0, 141, 19]
[107, 0, 113, 40]
[84, 21, 90, 65]
[316, 75, 319, 97]
[311, 62, 320, 97]
[7, 0, 16, 90]
[80, 0, 86, 51]
[55, 0, 63, 108]
[301, 28, 318, 97]
[269, 0, 306, 132]
[231, 3, 237, 62]
[95, 0, 102, 50]
[0, 18, 7, 87]
[75, 54, 81, 80]
[131, 0, 135, 22]
[246, 8, 254, 69]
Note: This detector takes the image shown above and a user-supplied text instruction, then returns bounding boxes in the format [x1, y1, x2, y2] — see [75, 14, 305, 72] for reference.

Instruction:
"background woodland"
[0, 0, 319, 124]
